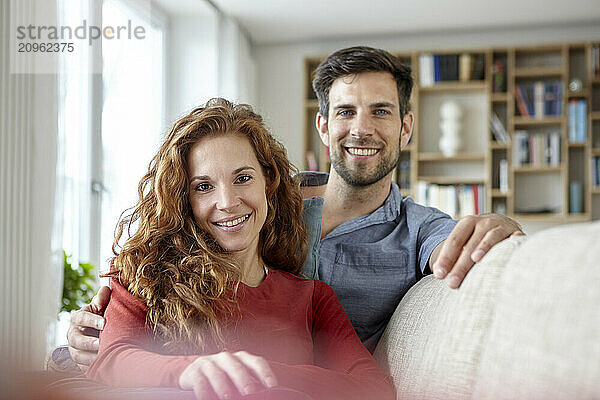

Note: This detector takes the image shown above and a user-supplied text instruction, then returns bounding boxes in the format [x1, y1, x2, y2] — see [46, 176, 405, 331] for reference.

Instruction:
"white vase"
[439, 101, 463, 157]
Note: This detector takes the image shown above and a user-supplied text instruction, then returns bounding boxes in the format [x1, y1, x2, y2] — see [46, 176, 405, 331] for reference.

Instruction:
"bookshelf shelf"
[418, 152, 485, 161]
[513, 165, 563, 173]
[490, 142, 509, 149]
[491, 189, 511, 197]
[418, 176, 485, 185]
[491, 92, 509, 102]
[513, 116, 564, 126]
[592, 187, 600, 195]
[591, 111, 600, 120]
[591, 148, 600, 156]
[567, 89, 589, 98]
[568, 142, 586, 147]
[513, 67, 565, 77]
[419, 81, 487, 92]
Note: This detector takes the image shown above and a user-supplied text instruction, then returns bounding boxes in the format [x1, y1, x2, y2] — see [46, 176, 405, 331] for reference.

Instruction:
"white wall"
[254, 21, 600, 234]
[166, 14, 219, 124]
[165, 13, 257, 125]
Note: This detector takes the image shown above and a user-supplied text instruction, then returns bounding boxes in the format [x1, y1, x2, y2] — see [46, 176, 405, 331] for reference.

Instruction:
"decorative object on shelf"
[568, 78, 583, 93]
[438, 101, 463, 157]
[569, 181, 583, 214]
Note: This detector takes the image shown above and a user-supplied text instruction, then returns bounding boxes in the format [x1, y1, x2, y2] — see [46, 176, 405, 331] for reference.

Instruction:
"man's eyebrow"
[370, 102, 396, 108]
[190, 166, 256, 182]
[332, 103, 356, 110]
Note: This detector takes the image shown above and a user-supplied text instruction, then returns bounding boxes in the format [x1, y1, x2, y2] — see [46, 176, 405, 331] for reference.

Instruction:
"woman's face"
[187, 134, 268, 258]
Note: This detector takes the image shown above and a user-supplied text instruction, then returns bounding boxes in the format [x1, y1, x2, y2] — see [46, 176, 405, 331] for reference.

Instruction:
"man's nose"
[349, 111, 375, 138]
[216, 186, 241, 211]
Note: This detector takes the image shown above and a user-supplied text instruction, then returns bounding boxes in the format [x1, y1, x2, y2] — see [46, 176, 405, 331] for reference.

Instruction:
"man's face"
[318, 71, 411, 187]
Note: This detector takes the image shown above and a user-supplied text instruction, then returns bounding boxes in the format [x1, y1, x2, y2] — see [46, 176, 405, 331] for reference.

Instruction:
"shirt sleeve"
[416, 206, 458, 274]
[271, 281, 395, 400]
[85, 279, 197, 388]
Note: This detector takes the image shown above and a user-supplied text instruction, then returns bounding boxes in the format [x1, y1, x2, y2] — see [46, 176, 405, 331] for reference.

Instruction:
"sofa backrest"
[374, 221, 600, 399]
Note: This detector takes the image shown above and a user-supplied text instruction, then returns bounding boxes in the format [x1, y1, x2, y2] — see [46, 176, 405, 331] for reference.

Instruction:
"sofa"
[373, 220, 600, 399]
[43, 221, 600, 399]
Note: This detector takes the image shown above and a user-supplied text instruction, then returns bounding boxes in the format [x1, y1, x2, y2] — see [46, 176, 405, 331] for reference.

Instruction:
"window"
[56, 0, 165, 339]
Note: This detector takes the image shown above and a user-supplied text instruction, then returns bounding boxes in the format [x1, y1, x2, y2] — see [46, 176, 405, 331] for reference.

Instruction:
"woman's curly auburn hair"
[107, 98, 308, 352]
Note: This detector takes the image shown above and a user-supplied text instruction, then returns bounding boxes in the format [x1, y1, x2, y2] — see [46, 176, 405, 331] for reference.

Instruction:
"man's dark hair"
[312, 46, 413, 120]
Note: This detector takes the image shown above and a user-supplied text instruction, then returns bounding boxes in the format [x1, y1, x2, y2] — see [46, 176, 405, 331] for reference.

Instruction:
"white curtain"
[0, 0, 62, 378]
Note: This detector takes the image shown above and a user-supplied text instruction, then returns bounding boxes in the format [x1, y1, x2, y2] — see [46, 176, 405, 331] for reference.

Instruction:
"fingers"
[433, 216, 477, 280]
[234, 351, 278, 388]
[90, 286, 112, 314]
[213, 352, 264, 397]
[69, 348, 98, 371]
[70, 308, 105, 332]
[179, 352, 276, 400]
[434, 214, 525, 289]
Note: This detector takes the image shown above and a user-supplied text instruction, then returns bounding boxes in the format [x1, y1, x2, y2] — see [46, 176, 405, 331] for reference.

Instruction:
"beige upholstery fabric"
[374, 235, 526, 400]
[472, 221, 600, 399]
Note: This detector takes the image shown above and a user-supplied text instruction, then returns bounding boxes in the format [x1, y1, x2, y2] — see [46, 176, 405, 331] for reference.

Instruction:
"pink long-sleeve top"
[86, 269, 395, 400]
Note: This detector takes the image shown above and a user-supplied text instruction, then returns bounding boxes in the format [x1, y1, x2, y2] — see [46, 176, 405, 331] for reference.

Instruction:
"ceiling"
[208, 0, 600, 44]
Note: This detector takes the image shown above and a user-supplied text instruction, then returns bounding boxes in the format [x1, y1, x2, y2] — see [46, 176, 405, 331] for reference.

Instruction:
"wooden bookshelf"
[301, 42, 600, 223]
[418, 152, 485, 161]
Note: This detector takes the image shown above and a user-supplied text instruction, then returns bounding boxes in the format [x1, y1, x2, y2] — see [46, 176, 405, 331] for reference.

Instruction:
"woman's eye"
[236, 175, 252, 184]
[195, 182, 212, 192]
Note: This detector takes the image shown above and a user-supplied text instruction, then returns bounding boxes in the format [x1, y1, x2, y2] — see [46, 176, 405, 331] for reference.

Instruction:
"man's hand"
[431, 214, 524, 289]
[67, 285, 111, 372]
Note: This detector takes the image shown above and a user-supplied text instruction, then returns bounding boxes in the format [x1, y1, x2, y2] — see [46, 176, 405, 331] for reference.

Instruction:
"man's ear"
[400, 111, 414, 149]
[316, 112, 330, 148]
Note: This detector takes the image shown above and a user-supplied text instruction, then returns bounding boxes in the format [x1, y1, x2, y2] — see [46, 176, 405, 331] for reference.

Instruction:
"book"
[534, 81, 545, 119]
[499, 159, 508, 193]
[515, 85, 530, 117]
[459, 53, 473, 82]
[490, 112, 509, 143]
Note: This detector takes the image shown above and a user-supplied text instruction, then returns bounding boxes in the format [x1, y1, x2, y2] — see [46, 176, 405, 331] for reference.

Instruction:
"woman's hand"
[179, 351, 278, 400]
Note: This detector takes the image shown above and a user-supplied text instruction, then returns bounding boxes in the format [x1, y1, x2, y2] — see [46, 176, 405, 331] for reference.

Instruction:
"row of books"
[568, 99, 587, 143]
[593, 157, 600, 187]
[514, 81, 562, 117]
[512, 130, 561, 167]
[419, 53, 485, 86]
[416, 182, 485, 218]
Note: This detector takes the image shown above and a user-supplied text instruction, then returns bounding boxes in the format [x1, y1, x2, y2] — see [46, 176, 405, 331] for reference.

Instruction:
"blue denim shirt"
[300, 172, 457, 352]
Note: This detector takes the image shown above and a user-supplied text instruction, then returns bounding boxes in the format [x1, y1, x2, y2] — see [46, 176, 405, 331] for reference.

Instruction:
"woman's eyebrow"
[190, 166, 256, 182]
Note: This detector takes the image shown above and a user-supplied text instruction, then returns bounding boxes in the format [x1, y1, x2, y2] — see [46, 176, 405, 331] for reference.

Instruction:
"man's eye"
[235, 175, 252, 184]
[338, 109, 353, 117]
[195, 183, 212, 192]
[374, 109, 390, 116]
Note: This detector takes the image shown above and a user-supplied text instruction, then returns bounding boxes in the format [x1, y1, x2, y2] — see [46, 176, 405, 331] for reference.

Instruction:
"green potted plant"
[61, 251, 97, 313]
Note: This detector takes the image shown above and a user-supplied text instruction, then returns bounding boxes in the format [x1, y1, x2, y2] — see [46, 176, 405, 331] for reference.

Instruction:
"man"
[65, 46, 522, 370]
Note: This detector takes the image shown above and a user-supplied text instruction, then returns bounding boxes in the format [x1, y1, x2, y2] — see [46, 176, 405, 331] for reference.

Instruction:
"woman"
[85, 98, 394, 400]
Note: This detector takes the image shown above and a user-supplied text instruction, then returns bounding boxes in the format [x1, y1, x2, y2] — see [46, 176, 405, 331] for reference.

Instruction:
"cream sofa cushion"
[472, 221, 600, 399]
[374, 235, 526, 399]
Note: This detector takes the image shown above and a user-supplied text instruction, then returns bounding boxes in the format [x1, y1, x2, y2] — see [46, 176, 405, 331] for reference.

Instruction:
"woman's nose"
[215, 186, 241, 211]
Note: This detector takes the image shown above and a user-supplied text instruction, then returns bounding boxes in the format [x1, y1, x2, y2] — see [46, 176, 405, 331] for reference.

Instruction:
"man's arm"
[429, 214, 524, 289]
[67, 285, 111, 371]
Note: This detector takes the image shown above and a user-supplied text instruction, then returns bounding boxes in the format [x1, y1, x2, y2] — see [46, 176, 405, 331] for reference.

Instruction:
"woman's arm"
[269, 281, 395, 400]
[85, 279, 198, 387]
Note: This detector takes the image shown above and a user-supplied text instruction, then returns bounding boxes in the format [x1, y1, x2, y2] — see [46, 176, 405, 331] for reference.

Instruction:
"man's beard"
[329, 141, 399, 187]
